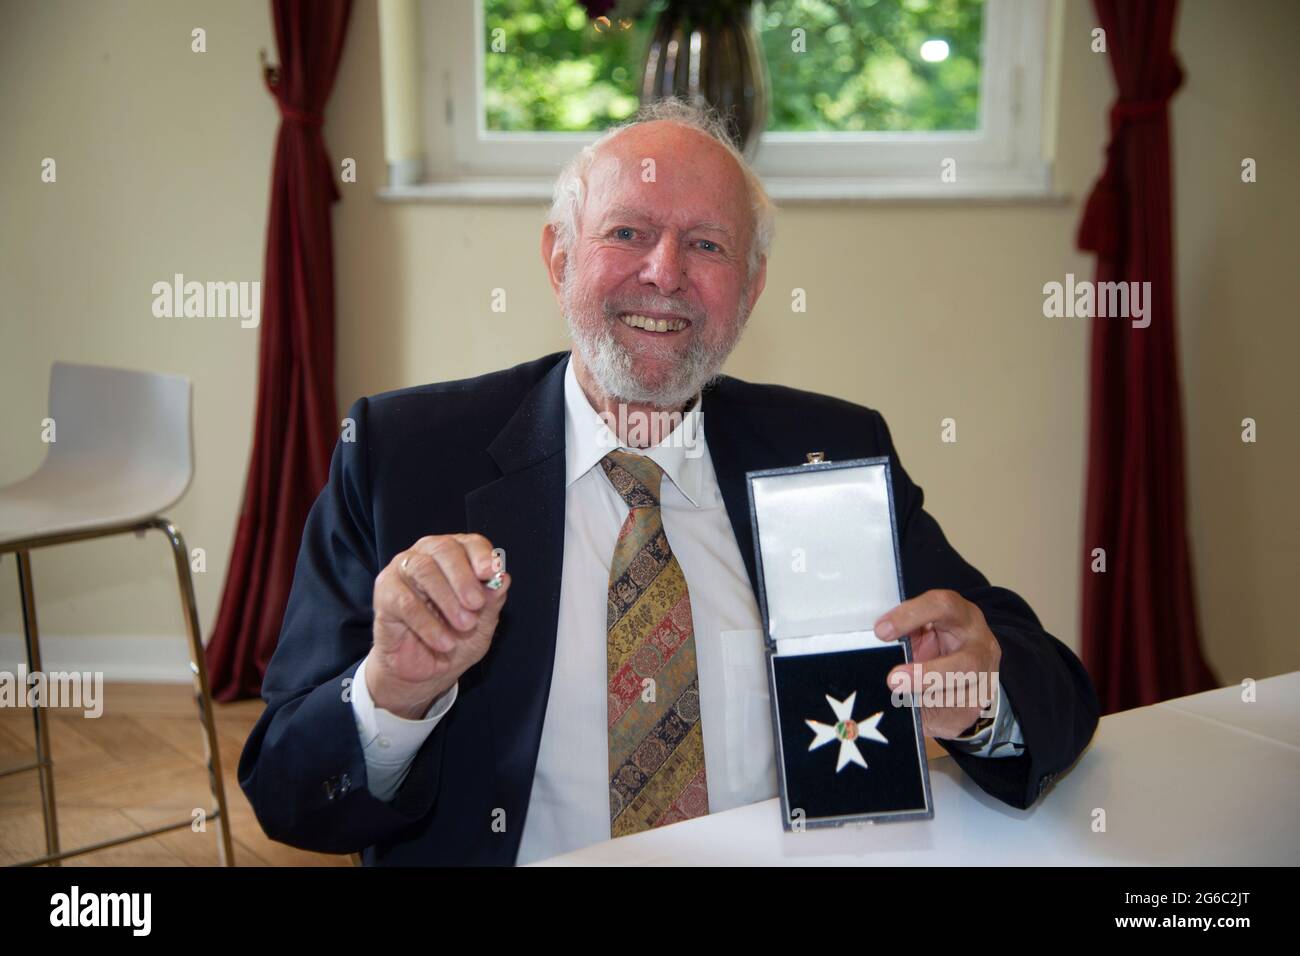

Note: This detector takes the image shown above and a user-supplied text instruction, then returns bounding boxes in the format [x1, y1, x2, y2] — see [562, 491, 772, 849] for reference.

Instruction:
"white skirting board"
[0, 633, 197, 683]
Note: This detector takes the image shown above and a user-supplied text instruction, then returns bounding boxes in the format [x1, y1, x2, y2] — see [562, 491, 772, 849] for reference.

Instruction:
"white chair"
[0, 362, 234, 866]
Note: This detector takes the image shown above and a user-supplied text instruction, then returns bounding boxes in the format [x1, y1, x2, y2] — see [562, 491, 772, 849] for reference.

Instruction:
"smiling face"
[546, 120, 767, 409]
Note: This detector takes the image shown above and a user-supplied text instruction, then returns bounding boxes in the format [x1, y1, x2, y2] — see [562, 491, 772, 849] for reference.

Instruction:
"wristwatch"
[955, 714, 994, 739]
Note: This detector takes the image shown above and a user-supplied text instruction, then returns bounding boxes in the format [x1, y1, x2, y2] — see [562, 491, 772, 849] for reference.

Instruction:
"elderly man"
[240, 99, 1098, 866]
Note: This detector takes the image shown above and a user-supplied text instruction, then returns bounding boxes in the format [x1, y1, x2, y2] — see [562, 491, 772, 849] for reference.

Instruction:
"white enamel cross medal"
[805, 691, 888, 772]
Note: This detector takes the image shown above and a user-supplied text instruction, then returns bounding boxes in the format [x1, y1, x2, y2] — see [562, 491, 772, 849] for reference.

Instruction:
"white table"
[535, 672, 1300, 865]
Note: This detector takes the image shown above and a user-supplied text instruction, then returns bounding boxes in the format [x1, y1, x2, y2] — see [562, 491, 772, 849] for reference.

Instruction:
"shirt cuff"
[351, 655, 458, 768]
[945, 672, 1025, 758]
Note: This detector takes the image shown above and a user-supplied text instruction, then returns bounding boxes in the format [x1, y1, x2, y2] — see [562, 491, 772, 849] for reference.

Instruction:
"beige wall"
[0, 0, 275, 675]
[1173, 0, 1300, 682]
[2, 0, 1296, 686]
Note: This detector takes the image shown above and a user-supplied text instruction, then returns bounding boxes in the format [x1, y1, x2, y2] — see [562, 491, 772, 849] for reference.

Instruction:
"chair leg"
[16, 551, 61, 865]
[151, 519, 236, 866]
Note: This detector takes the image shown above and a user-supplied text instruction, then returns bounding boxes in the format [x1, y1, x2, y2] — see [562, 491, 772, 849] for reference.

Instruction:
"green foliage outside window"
[484, 0, 985, 134]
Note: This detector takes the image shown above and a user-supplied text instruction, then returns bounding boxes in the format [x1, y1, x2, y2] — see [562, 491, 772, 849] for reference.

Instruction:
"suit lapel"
[464, 355, 568, 857]
[701, 378, 789, 601]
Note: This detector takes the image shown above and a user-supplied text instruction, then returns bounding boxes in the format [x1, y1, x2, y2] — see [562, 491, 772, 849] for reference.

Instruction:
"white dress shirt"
[351, 357, 1023, 864]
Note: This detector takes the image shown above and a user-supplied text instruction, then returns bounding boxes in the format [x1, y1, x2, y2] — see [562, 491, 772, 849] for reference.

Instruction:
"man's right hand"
[366, 534, 509, 720]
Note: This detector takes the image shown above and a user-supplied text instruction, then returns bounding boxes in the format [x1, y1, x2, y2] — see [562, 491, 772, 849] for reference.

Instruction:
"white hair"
[546, 98, 776, 284]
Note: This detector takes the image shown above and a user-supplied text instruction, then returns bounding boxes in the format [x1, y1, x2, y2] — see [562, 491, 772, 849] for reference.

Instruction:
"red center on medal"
[837, 720, 858, 741]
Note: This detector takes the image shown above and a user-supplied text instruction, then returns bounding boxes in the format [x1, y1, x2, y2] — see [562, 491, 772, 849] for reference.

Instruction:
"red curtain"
[207, 0, 354, 700]
[1077, 0, 1216, 713]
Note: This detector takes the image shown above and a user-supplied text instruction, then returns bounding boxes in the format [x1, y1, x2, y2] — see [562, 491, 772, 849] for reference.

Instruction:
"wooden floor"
[0, 682, 351, 867]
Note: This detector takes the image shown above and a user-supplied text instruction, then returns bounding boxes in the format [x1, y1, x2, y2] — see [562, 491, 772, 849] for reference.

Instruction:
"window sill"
[377, 177, 1069, 206]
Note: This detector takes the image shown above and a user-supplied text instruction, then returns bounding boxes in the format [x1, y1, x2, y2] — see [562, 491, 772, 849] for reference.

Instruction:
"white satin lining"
[772, 629, 891, 657]
[751, 463, 902, 641]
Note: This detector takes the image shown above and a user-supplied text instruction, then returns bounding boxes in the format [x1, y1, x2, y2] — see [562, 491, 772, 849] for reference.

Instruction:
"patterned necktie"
[599, 450, 709, 836]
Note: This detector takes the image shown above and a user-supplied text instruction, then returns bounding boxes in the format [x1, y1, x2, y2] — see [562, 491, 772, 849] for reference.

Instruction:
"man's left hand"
[874, 589, 1002, 740]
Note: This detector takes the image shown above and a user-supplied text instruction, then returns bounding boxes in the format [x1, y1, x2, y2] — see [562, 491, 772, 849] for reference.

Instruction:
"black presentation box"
[746, 456, 933, 829]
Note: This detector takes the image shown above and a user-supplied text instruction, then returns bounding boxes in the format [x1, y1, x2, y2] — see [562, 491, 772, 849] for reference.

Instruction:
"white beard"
[561, 263, 750, 408]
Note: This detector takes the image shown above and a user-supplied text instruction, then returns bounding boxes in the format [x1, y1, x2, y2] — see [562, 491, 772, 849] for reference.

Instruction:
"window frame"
[402, 0, 1055, 201]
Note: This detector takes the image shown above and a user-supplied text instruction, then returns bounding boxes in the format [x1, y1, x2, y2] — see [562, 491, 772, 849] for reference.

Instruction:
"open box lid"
[746, 456, 904, 652]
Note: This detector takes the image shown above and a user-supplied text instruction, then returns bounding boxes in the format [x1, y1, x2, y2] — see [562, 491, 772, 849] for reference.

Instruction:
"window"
[485, 0, 985, 134]
[396, 0, 1055, 200]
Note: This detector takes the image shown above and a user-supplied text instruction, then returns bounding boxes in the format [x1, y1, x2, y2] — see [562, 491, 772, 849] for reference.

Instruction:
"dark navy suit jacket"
[239, 351, 1099, 865]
